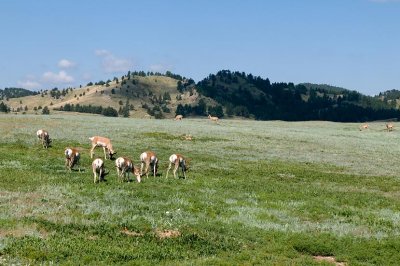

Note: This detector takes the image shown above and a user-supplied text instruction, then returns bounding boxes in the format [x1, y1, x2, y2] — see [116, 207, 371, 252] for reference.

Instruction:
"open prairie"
[0, 113, 399, 265]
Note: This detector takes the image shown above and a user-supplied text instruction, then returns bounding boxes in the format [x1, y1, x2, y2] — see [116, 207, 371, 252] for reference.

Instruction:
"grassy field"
[0, 113, 400, 265]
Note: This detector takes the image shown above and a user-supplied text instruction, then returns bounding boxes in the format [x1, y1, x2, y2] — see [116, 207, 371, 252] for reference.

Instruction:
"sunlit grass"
[0, 113, 400, 264]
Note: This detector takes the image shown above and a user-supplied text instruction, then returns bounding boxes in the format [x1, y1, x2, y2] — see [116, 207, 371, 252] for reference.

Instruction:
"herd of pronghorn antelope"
[37, 129, 189, 184]
[174, 114, 220, 123]
[358, 122, 395, 131]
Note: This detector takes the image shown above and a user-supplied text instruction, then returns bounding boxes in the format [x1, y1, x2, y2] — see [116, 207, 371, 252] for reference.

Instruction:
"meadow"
[0, 113, 400, 265]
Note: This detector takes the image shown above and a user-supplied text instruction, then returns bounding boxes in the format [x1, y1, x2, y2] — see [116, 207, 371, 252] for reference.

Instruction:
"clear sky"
[0, 0, 399, 95]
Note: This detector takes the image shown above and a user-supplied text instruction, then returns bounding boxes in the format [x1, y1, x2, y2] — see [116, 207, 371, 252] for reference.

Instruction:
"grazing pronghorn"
[92, 158, 105, 183]
[140, 151, 159, 178]
[36, 129, 51, 148]
[166, 154, 188, 179]
[64, 147, 81, 172]
[89, 136, 116, 160]
[115, 157, 141, 183]
[174, 114, 183, 121]
[182, 134, 193, 141]
[208, 114, 219, 122]
[359, 124, 369, 131]
[386, 123, 394, 132]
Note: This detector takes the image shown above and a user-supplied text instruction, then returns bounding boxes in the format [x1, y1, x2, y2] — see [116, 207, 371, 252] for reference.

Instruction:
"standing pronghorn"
[166, 154, 188, 179]
[36, 129, 51, 148]
[174, 114, 183, 121]
[92, 158, 105, 183]
[89, 136, 116, 160]
[140, 151, 159, 178]
[64, 147, 81, 172]
[115, 157, 141, 183]
[386, 123, 394, 132]
[208, 114, 219, 122]
[359, 124, 369, 131]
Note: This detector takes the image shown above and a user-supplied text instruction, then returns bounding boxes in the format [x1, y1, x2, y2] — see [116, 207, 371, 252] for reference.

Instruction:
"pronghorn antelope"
[64, 147, 81, 172]
[36, 129, 51, 148]
[140, 151, 159, 178]
[89, 136, 116, 160]
[174, 114, 183, 121]
[166, 154, 188, 179]
[386, 123, 394, 132]
[208, 114, 219, 122]
[115, 157, 141, 183]
[359, 124, 369, 131]
[182, 134, 193, 141]
[92, 158, 105, 183]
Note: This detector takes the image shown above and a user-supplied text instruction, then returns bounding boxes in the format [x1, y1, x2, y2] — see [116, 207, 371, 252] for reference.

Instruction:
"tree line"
[54, 104, 119, 117]
[196, 70, 400, 122]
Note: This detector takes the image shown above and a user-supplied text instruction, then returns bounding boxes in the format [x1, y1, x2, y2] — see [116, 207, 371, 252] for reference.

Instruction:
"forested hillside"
[196, 70, 400, 122]
[0, 87, 38, 99]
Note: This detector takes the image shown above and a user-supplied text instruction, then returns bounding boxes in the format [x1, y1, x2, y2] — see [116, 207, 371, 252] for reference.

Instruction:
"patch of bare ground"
[155, 229, 181, 239]
[0, 223, 50, 239]
[87, 235, 99, 240]
[120, 228, 181, 239]
[120, 227, 144, 237]
[313, 256, 346, 266]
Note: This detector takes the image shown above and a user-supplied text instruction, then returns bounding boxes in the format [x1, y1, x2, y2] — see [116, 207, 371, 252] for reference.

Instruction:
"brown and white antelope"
[36, 129, 51, 148]
[174, 114, 183, 121]
[182, 134, 193, 141]
[386, 123, 394, 132]
[89, 136, 116, 160]
[64, 147, 81, 172]
[359, 124, 369, 131]
[92, 158, 105, 183]
[208, 114, 219, 122]
[166, 154, 188, 179]
[140, 151, 159, 178]
[115, 157, 141, 183]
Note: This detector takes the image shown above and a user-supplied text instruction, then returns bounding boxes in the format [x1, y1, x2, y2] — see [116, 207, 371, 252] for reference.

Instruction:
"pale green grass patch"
[1, 114, 400, 264]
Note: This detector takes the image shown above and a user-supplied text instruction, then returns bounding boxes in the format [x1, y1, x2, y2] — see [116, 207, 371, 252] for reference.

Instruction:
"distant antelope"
[359, 124, 369, 131]
[140, 151, 159, 178]
[115, 157, 141, 183]
[166, 154, 188, 179]
[92, 158, 105, 183]
[386, 123, 394, 132]
[182, 134, 193, 141]
[36, 129, 51, 148]
[64, 147, 81, 172]
[174, 114, 183, 121]
[89, 136, 116, 160]
[208, 114, 219, 122]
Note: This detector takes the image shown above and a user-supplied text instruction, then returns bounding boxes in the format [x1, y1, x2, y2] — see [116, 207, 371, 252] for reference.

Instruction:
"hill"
[2, 70, 400, 122]
[4, 72, 217, 119]
[196, 70, 400, 121]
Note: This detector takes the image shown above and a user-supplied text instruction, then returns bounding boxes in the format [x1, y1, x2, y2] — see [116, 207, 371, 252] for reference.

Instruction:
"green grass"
[1, 113, 400, 265]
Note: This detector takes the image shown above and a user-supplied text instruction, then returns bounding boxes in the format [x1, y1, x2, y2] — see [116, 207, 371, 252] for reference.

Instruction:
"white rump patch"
[140, 152, 148, 161]
[65, 148, 72, 157]
[170, 154, 177, 163]
[93, 159, 103, 168]
[115, 157, 125, 168]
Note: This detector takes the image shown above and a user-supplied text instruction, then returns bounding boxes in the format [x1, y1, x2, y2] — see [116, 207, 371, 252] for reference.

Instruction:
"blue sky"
[0, 0, 399, 95]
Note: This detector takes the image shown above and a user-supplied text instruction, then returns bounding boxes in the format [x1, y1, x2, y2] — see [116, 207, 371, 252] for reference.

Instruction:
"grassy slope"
[5, 76, 209, 119]
[0, 114, 400, 265]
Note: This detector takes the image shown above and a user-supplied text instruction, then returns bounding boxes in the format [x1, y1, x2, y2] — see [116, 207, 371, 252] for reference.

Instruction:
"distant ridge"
[2, 70, 400, 122]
